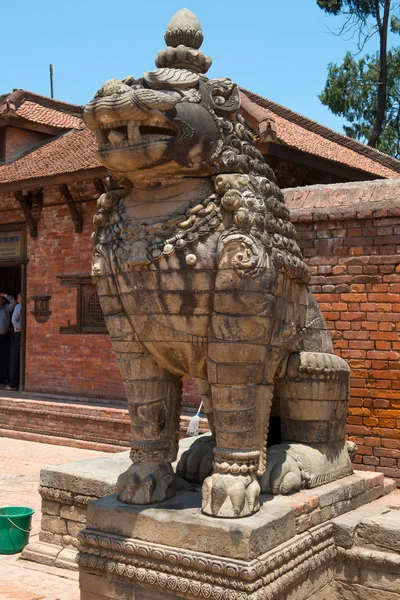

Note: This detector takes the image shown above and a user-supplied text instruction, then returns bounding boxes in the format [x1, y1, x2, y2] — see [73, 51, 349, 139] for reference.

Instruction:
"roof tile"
[15, 101, 83, 130]
[240, 90, 400, 179]
[0, 129, 101, 183]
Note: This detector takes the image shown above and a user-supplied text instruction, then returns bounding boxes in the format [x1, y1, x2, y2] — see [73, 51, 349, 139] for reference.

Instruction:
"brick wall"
[0, 182, 125, 400]
[27, 182, 126, 399]
[0, 182, 201, 408]
[6, 127, 49, 162]
[3, 176, 399, 479]
[285, 179, 400, 486]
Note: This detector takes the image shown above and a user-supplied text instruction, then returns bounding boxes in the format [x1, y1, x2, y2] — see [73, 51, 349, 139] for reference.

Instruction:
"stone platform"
[76, 472, 399, 600]
[21, 436, 201, 569]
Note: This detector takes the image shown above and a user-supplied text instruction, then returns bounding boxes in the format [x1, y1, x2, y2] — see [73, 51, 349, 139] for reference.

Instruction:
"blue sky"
[0, 1, 386, 134]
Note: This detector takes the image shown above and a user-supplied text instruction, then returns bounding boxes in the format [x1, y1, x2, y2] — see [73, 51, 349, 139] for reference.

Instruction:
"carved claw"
[346, 440, 358, 461]
[116, 462, 176, 505]
[176, 435, 215, 484]
[259, 448, 303, 495]
[201, 472, 260, 518]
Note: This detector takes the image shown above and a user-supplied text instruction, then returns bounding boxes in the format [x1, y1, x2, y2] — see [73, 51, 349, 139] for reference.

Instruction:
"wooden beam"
[257, 142, 382, 182]
[0, 114, 67, 136]
[93, 178, 106, 196]
[59, 184, 83, 233]
[293, 166, 309, 187]
[13, 191, 38, 237]
[0, 166, 108, 194]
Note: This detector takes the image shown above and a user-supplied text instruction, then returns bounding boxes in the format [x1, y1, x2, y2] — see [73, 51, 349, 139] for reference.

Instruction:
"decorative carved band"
[337, 546, 400, 573]
[130, 440, 171, 463]
[77, 523, 335, 599]
[129, 448, 169, 463]
[213, 448, 261, 474]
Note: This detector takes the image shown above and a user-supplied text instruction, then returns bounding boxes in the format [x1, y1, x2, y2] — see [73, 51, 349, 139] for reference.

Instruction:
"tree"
[317, 0, 400, 154]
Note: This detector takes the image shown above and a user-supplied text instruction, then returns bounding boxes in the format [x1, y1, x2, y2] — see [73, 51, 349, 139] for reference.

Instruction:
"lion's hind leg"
[260, 351, 353, 495]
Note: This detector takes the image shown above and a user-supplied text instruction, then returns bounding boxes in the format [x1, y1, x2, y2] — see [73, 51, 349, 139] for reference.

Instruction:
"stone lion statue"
[84, 9, 355, 518]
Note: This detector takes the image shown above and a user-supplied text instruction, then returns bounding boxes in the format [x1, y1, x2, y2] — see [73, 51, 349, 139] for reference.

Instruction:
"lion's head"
[83, 9, 273, 187]
[86, 9, 309, 284]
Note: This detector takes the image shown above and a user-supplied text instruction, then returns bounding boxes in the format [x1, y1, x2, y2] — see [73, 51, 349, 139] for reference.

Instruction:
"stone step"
[333, 488, 400, 552]
[0, 396, 209, 451]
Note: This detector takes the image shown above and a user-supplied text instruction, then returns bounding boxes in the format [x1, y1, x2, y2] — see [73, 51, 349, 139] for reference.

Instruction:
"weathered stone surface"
[82, 6, 354, 519]
[41, 514, 67, 535]
[60, 505, 87, 523]
[54, 547, 79, 570]
[41, 499, 60, 516]
[284, 566, 335, 600]
[355, 512, 400, 553]
[74, 494, 98, 508]
[336, 582, 400, 600]
[38, 530, 62, 545]
[39, 486, 73, 505]
[21, 541, 60, 567]
[85, 492, 296, 561]
[40, 452, 130, 496]
[66, 520, 84, 538]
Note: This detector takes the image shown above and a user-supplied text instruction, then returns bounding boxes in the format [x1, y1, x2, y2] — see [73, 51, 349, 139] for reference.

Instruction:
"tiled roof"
[0, 128, 101, 184]
[240, 89, 400, 179]
[0, 90, 83, 130]
[14, 101, 83, 129]
[1, 87, 400, 188]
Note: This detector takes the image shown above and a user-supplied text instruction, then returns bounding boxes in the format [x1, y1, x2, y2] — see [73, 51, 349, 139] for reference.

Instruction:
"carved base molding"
[77, 472, 399, 600]
[78, 523, 336, 600]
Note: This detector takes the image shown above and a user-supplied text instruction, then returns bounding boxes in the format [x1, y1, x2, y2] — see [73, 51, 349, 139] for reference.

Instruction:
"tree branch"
[367, 0, 390, 147]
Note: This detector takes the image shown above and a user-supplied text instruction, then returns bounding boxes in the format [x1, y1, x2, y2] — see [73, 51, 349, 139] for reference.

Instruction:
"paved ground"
[0, 437, 107, 600]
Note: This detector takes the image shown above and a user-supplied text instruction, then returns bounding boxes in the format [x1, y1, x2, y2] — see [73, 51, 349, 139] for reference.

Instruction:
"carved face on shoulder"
[84, 71, 242, 185]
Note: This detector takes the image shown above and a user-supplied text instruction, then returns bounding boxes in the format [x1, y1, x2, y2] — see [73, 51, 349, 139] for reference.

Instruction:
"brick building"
[286, 180, 400, 486]
[0, 88, 400, 481]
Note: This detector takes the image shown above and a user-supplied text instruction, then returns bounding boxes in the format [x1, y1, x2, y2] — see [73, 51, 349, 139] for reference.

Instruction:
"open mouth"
[96, 122, 176, 150]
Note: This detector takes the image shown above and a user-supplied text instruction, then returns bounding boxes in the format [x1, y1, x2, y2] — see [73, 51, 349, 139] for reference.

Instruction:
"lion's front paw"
[259, 446, 303, 495]
[116, 462, 175, 504]
[201, 472, 260, 518]
[176, 435, 215, 484]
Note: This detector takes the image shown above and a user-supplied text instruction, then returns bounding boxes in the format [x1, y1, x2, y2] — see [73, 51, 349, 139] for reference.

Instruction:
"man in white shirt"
[5, 293, 21, 391]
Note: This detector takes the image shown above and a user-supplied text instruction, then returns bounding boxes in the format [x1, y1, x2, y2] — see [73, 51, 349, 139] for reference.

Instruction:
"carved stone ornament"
[83, 8, 354, 519]
[30, 294, 51, 324]
[78, 522, 337, 600]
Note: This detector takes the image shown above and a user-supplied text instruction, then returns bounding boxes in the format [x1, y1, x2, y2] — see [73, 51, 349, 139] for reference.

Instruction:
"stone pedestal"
[22, 436, 202, 569]
[77, 471, 400, 600]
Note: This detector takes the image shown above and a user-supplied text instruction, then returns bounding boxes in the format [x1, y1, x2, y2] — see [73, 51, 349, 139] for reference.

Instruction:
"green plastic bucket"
[0, 506, 34, 554]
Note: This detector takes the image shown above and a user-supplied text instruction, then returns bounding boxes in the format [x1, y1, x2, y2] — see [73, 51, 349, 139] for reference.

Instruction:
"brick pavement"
[0, 437, 108, 600]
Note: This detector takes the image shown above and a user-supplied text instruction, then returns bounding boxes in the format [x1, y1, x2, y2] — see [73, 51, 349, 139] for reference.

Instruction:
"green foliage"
[319, 48, 400, 156]
[317, 0, 377, 19]
[317, 0, 400, 155]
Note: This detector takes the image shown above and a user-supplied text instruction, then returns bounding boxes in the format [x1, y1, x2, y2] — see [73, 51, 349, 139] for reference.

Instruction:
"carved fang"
[127, 122, 142, 144]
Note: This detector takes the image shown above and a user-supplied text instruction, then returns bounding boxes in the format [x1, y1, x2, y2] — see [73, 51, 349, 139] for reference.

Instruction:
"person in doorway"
[0, 292, 17, 384]
[6, 293, 22, 391]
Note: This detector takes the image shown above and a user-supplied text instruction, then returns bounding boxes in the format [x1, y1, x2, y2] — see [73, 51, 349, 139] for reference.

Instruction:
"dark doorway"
[0, 265, 22, 389]
[0, 266, 21, 300]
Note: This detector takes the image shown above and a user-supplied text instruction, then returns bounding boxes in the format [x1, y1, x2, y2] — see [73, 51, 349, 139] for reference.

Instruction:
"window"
[57, 274, 107, 334]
